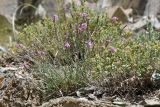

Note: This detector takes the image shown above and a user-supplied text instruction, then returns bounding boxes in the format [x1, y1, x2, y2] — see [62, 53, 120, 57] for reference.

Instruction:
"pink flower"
[16, 43, 25, 49]
[80, 12, 88, 18]
[64, 42, 70, 49]
[109, 47, 117, 53]
[52, 15, 59, 22]
[37, 50, 47, 57]
[79, 23, 87, 32]
[86, 40, 94, 48]
[20, 61, 29, 69]
[111, 16, 118, 23]
[81, 23, 87, 29]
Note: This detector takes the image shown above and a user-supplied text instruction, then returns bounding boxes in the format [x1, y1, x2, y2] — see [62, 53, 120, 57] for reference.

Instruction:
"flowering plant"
[16, 0, 160, 95]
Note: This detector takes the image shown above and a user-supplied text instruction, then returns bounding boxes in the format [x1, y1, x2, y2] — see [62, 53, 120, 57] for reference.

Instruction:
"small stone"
[0, 46, 7, 53]
[0, 67, 18, 73]
[145, 98, 160, 106]
[94, 89, 104, 98]
[88, 94, 97, 100]
[76, 91, 81, 97]
[84, 86, 97, 92]
[113, 101, 126, 106]
[77, 86, 97, 97]
[151, 71, 160, 81]
[113, 97, 126, 106]
[139, 100, 147, 105]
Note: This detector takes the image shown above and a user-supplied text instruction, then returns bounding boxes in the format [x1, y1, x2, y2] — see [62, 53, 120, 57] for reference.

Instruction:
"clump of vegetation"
[14, 0, 160, 96]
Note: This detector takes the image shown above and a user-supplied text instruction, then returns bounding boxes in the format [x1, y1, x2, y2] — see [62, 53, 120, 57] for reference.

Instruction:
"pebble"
[0, 46, 7, 53]
[113, 101, 126, 106]
[0, 67, 18, 73]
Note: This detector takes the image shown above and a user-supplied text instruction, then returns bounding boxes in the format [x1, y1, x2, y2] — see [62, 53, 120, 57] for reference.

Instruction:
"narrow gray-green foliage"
[15, 0, 160, 96]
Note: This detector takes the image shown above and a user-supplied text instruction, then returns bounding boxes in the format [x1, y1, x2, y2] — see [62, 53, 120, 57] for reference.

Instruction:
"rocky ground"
[0, 73, 160, 107]
[0, 58, 160, 107]
[0, 0, 160, 107]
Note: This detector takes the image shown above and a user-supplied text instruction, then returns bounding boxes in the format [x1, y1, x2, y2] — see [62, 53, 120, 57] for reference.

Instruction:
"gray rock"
[113, 101, 126, 106]
[151, 71, 160, 81]
[0, 0, 46, 45]
[0, 46, 7, 52]
[0, 0, 46, 25]
[144, 98, 160, 107]
[0, 67, 18, 73]
[39, 96, 116, 107]
[127, 16, 160, 31]
[98, 0, 147, 15]
[0, 0, 17, 20]
[113, 97, 126, 106]
[144, 0, 160, 17]
[88, 94, 97, 100]
[15, 0, 44, 25]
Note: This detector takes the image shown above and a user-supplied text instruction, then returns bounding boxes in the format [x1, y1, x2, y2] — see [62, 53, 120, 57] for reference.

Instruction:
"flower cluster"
[79, 23, 87, 32]
[64, 41, 70, 49]
[109, 47, 117, 54]
[37, 50, 47, 57]
[80, 12, 88, 18]
[52, 15, 59, 22]
[86, 40, 94, 48]
[111, 16, 118, 24]
[16, 43, 25, 49]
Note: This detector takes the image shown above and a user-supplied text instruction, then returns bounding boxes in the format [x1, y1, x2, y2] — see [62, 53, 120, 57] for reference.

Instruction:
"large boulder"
[0, 0, 17, 21]
[144, 0, 160, 16]
[98, 0, 147, 15]
[0, 0, 46, 47]
[0, 0, 46, 25]
[15, 0, 45, 25]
